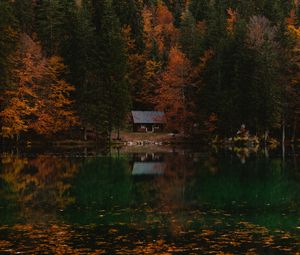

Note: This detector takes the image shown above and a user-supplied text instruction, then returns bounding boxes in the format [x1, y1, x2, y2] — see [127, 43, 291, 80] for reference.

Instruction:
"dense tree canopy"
[1, 0, 300, 141]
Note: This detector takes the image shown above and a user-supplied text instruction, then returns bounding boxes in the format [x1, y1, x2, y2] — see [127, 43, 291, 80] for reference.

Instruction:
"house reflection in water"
[131, 153, 166, 176]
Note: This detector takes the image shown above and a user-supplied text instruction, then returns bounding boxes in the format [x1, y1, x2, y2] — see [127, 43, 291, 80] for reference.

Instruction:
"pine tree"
[246, 16, 282, 135]
[36, 0, 65, 55]
[70, 1, 98, 138]
[13, 0, 36, 34]
[179, 7, 204, 64]
[112, 0, 144, 48]
[122, 25, 147, 109]
[164, 0, 186, 26]
[0, 0, 18, 89]
[36, 0, 77, 56]
[286, 23, 300, 141]
[95, 0, 130, 138]
[0, 0, 19, 139]
[189, 0, 210, 21]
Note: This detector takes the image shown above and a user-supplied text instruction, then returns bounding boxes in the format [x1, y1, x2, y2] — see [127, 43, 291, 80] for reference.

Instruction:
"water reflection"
[0, 155, 80, 233]
[131, 153, 165, 176]
[0, 149, 298, 254]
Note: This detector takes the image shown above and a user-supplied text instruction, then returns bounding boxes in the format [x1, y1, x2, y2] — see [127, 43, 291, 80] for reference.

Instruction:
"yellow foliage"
[287, 24, 300, 38]
[144, 60, 162, 80]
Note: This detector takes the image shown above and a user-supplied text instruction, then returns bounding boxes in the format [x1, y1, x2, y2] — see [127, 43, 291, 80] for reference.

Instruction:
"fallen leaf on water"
[109, 228, 118, 234]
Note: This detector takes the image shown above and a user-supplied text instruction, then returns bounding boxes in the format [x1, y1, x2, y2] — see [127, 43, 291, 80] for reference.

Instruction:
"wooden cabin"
[131, 111, 166, 133]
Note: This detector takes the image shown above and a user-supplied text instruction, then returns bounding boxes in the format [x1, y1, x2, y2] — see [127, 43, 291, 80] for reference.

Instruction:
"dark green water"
[0, 148, 299, 254]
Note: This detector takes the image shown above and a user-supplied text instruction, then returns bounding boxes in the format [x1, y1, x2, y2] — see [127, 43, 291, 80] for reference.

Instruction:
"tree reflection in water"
[0, 153, 79, 221]
[0, 150, 298, 254]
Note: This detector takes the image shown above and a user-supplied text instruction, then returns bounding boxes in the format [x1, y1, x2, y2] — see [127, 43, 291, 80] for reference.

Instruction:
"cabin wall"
[133, 124, 165, 133]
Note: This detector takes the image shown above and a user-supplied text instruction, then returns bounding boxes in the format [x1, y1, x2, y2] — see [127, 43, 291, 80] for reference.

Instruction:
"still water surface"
[0, 147, 299, 254]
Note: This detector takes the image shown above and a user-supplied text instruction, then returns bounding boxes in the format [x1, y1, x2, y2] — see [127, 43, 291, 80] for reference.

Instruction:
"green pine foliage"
[0, 0, 18, 88]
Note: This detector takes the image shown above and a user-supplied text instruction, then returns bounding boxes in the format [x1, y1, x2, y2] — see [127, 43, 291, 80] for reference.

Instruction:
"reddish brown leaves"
[155, 47, 192, 132]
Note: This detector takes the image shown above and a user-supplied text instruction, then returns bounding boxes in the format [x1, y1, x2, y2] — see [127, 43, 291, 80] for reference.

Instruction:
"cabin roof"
[131, 111, 166, 124]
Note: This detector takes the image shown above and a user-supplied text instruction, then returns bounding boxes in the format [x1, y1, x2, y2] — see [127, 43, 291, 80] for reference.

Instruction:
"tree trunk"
[264, 146, 269, 158]
[282, 120, 286, 161]
[108, 130, 112, 144]
[292, 118, 297, 143]
[264, 129, 269, 146]
[16, 134, 20, 144]
[117, 127, 120, 140]
[83, 127, 87, 141]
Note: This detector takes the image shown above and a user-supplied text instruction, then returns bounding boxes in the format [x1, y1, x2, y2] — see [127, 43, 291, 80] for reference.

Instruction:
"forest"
[1, 0, 300, 143]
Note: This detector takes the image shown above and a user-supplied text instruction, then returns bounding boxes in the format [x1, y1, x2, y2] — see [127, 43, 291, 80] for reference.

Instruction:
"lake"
[0, 146, 299, 254]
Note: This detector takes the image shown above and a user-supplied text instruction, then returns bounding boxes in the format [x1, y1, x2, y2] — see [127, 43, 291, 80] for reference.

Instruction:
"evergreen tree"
[36, 0, 65, 55]
[69, 1, 97, 138]
[0, 0, 18, 88]
[189, 0, 210, 21]
[13, 0, 36, 34]
[246, 16, 282, 135]
[164, 0, 186, 26]
[179, 7, 204, 64]
[36, 0, 77, 56]
[0, 0, 19, 141]
[112, 0, 144, 48]
[94, 0, 130, 138]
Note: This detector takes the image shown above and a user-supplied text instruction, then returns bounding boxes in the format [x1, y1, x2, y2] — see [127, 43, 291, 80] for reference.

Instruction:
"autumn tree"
[142, 1, 178, 59]
[32, 56, 78, 136]
[155, 47, 193, 133]
[137, 2, 179, 109]
[1, 34, 45, 139]
[1, 34, 77, 139]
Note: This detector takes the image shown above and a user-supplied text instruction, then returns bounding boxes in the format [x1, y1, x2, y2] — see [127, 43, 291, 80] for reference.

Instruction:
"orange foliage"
[142, 2, 178, 57]
[286, 9, 297, 26]
[32, 56, 78, 136]
[227, 8, 237, 34]
[0, 34, 77, 138]
[122, 25, 136, 53]
[155, 47, 192, 132]
[1, 34, 45, 138]
[139, 59, 162, 106]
